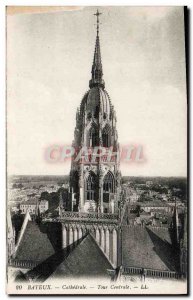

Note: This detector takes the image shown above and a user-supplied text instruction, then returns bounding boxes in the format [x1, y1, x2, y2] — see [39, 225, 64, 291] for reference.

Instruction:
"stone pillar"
[79, 187, 84, 212]
[104, 227, 106, 253]
[74, 227, 78, 243]
[96, 227, 100, 244]
[82, 227, 86, 236]
[71, 188, 74, 211]
[105, 228, 110, 259]
[100, 187, 103, 213]
[99, 173, 103, 213]
[101, 228, 105, 251]
[69, 227, 74, 245]
[111, 200, 115, 214]
[62, 224, 67, 249]
[79, 164, 84, 212]
[78, 227, 82, 240]
[112, 228, 117, 268]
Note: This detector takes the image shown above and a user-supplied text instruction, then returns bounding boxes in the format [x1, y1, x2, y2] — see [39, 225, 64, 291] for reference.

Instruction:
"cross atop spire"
[89, 9, 105, 89]
[94, 9, 102, 37]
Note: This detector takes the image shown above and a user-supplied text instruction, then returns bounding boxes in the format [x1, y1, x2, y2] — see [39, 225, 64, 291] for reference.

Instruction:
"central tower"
[69, 10, 121, 214]
[60, 11, 121, 270]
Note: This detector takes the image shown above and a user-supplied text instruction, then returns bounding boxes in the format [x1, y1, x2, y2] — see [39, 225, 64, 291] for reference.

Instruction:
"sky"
[7, 6, 187, 176]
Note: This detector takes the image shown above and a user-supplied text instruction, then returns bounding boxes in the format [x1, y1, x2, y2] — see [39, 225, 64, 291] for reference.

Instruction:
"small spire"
[89, 10, 105, 89]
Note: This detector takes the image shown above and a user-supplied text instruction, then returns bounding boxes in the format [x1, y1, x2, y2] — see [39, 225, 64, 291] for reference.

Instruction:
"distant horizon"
[8, 174, 187, 179]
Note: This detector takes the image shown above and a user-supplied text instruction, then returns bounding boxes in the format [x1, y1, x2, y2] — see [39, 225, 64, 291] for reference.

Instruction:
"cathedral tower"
[60, 11, 121, 269]
[69, 10, 121, 214]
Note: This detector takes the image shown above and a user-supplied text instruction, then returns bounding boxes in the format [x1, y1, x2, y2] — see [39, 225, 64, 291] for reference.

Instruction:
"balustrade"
[59, 211, 119, 223]
[123, 266, 180, 279]
[8, 259, 39, 269]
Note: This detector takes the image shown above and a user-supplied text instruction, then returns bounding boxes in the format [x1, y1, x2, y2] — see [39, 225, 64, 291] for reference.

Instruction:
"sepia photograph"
[6, 6, 188, 295]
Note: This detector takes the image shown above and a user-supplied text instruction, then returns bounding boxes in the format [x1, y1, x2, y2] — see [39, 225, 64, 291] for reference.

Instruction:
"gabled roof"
[50, 234, 113, 279]
[15, 221, 55, 262]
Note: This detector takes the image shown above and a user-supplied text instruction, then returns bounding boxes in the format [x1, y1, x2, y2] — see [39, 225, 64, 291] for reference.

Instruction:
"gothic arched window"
[88, 125, 98, 147]
[102, 125, 111, 147]
[85, 172, 97, 201]
[103, 172, 115, 203]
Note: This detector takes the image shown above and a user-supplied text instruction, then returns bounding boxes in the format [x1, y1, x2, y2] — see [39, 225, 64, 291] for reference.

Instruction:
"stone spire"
[89, 10, 105, 89]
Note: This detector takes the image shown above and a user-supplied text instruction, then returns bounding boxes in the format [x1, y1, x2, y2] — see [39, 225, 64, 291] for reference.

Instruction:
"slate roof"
[135, 201, 169, 207]
[122, 225, 178, 271]
[20, 199, 38, 206]
[147, 226, 172, 245]
[50, 234, 113, 279]
[15, 221, 55, 262]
